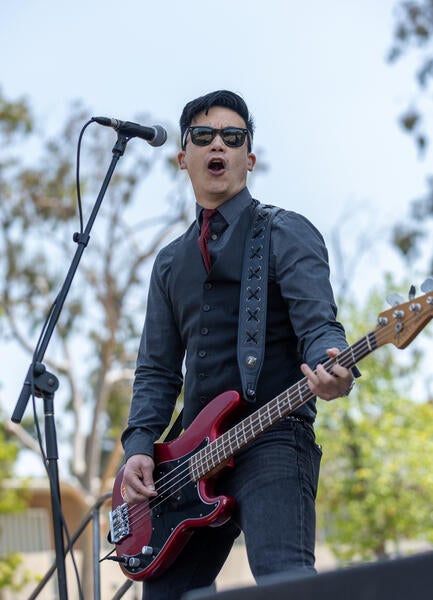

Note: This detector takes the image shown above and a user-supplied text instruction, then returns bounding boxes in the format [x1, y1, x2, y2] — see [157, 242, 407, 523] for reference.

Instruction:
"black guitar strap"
[237, 202, 279, 402]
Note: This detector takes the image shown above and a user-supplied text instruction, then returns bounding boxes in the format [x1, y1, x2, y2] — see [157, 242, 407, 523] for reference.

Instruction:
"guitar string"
[121, 310, 418, 533]
[120, 336, 372, 534]
[120, 303, 432, 538]
[123, 358, 342, 535]
[122, 367, 322, 532]
[121, 327, 395, 532]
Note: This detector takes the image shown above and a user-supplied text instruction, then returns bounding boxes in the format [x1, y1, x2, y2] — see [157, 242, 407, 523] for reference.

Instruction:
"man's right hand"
[121, 454, 157, 504]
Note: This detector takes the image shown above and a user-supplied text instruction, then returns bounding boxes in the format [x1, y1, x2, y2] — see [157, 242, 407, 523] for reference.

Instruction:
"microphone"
[92, 116, 167, 147]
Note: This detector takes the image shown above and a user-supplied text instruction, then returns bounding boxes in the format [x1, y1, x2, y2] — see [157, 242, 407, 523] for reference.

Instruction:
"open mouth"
[207, 158, 226, 173]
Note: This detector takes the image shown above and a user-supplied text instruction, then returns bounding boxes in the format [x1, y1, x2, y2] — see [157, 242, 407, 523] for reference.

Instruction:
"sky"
[1, 1, 427, 269]
[1, 0, 432, 471]
[2, 3, 427, 221]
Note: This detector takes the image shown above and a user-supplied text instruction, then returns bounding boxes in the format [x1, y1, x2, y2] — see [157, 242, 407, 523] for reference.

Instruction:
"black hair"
[180, 90, 255, 151]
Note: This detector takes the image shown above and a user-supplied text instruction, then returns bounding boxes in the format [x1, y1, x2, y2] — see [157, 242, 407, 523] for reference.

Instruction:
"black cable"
[75, 119, 94, 234]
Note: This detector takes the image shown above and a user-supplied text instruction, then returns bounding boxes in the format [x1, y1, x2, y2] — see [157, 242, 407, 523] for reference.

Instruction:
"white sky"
[1, 1, 428, 261]
[1, 0, 432, 471]
[1, 1, 426, 214]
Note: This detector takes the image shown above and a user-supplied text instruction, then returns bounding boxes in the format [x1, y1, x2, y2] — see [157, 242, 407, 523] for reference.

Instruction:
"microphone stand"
[11, 132, 130, 600]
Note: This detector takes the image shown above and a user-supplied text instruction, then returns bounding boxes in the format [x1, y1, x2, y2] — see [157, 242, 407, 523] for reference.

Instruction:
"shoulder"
[265, 207, 326, 248]
[152, 221, 196, 278]
[274, 208, 323, 236]
[266, 208, 330, 277]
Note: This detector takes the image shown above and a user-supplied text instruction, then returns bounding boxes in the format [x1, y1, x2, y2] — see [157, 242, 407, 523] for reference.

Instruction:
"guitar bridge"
[109, 503, 130, 543]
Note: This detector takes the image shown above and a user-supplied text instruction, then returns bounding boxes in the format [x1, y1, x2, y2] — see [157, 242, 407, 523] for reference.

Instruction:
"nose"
[210, 131, 225, 150]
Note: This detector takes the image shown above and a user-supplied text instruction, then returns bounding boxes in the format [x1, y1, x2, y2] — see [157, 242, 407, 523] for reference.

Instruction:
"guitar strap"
[237, 201, 280, 402]
[164, 202, 279, 442]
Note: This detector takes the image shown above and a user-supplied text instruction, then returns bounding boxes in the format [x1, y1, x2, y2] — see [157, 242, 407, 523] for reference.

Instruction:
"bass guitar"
[109, 283, 433, 581]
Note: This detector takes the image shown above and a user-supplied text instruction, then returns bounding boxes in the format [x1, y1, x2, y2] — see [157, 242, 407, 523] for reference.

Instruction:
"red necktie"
[198, 209, 217, 272]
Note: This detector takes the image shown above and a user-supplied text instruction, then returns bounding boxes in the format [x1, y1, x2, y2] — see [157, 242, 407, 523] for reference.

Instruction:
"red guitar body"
[110, 390, 244, 581]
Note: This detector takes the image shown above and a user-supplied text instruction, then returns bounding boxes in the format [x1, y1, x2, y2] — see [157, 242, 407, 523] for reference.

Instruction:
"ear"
[178, 151, 187, 170]
[247, 152, 256, 172]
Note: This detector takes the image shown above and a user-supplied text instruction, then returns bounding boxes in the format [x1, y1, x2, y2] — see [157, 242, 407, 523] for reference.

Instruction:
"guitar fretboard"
[189, 331, 377, 481]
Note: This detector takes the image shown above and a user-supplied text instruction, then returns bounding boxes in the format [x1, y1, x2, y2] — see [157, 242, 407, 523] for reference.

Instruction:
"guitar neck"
[190, 331, 377, 480]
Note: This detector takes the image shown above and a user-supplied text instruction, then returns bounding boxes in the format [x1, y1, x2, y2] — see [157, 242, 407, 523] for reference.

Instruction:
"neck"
[197, 197, 228, 210]
[196, 186, 247, 210]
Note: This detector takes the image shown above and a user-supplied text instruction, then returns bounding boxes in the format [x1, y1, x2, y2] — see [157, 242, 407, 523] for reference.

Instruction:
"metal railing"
[28, 492, 134, 600]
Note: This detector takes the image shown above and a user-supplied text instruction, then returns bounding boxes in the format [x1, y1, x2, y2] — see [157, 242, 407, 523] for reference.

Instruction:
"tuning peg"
[408, 285, 416, 300]
[421, 278, 433, 293]
[386, 292, 405, 307]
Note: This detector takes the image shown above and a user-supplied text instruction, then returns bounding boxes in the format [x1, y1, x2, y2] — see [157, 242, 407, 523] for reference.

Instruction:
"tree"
[0, 88, 190, 596]
[316, 282, 433, 563]
[0, 419, 34, 593]
[388, 0, 433, 273]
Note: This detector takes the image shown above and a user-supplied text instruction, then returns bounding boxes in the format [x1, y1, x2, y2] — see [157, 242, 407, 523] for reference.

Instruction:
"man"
[121, 90, 354, 599]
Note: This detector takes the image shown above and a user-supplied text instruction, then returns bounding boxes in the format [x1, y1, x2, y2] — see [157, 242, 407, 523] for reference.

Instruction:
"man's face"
[178, 106, 256, 208]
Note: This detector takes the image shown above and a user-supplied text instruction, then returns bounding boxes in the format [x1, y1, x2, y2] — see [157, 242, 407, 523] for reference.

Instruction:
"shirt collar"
[195, 187, 253, 229]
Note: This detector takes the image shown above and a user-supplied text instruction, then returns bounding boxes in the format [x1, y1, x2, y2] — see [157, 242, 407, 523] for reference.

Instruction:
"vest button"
[210, 233, 218, 241]
[199, 396, 207, 404]
[200, 328, 209, 335]
[198, 350, 207, 358]
[203, 304, 211, 312]
[204, 282, 213, 290]
[198, 372, 206, 380]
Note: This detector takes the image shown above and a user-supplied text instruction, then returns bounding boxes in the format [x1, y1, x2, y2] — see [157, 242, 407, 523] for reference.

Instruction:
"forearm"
[121, 360, 183, 460]
[122, 252, 184, 460]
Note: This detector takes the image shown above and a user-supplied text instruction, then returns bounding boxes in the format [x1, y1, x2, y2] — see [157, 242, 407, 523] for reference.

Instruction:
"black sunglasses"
[182, 126, 250, 149]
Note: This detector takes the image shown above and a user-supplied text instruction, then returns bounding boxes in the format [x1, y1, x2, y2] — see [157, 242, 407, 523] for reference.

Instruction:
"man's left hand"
[300, 347, 354, 401]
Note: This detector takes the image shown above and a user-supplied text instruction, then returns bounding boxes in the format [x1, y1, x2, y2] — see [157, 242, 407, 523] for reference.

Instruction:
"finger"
[325, 347, 353, 377]
[138, 464, 157, 495]
[129, 478, 155, 496]
[123, 457, 158, 502]
[141, 477, 156, 495]
[123, 479, 156, 503]
[300, 362, 318, 383]
[301, 363, 326, 395]
[331, 362, 349, 378]
[325, 349, 354, 394]
[316, 363, 336, 382]
[326, 347, 340, 358]
[129, 470, 157, 497]
[301, 363, 341, 400]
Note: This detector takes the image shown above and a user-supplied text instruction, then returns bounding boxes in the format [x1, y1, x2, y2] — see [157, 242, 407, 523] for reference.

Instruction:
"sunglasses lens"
[221, 128, 246, 147]
[190, 127, 215, 146]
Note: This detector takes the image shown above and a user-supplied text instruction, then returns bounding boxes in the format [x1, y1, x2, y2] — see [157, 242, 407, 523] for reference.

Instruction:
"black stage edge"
[183, 550, 433, 600]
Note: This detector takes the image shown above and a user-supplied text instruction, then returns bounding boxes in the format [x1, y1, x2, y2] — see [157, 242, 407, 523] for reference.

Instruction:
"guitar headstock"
[375, 284, 433, 349]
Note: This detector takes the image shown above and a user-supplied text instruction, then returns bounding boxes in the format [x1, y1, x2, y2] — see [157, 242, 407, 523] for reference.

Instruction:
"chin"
[205, 186, 230, 200]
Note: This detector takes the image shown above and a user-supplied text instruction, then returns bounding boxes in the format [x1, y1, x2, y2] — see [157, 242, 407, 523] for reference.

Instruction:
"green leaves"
[317, 285, 433, 563]
[0, 87, 32, 138]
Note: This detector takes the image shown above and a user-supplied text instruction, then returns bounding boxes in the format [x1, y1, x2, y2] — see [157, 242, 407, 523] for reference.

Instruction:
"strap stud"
[246, 355, 257, 368]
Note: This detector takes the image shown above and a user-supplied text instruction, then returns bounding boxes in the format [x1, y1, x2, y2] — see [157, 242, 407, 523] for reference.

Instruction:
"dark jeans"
[142, 418, 322, 600]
